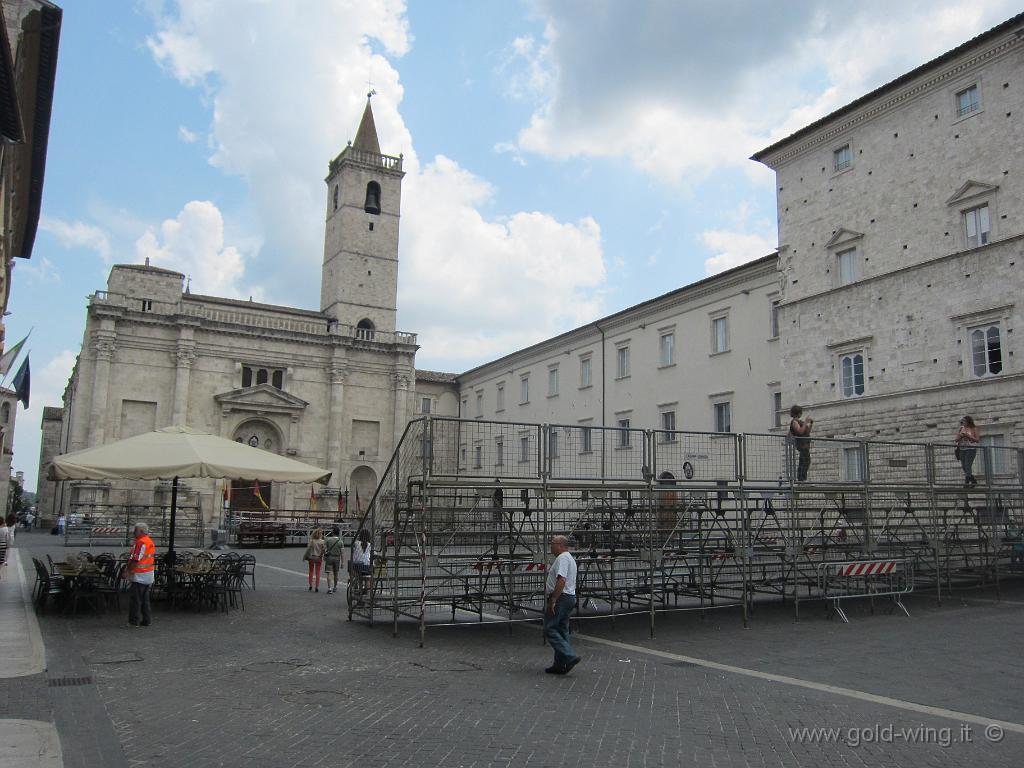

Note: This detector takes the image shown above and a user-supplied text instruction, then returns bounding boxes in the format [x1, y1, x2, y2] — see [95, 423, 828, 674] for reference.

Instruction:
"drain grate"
[48, 676, 94, 687]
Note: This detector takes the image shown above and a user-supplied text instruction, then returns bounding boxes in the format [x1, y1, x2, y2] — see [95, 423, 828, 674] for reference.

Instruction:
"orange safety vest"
[130, 535, 156, 574]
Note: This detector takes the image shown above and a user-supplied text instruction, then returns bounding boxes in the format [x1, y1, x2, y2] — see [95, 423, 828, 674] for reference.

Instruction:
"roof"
[115, 262, 184, 278]
[352, 96, 381, 154]
[0, 3, 23, 142]
[187, 293, 329, 320]
[458, 252, 779, 379]
[416, 370, 459, 384]
[752, 12, 1024, 162]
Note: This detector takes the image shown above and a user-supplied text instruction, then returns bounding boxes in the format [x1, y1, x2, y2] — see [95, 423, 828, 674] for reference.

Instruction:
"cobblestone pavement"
[12, 534, 1024, 767]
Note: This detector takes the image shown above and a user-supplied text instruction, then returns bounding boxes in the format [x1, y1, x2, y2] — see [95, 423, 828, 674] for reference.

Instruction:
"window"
[496, 383, 505, 412]
[242, 367, 253, 387]
[617, 418, 631, 448]
[356, 318, 375, 340]
[520, 375, 530, 404]
[661, 411, 676, 442]
[476, 391, 484, 417]
[963, 204, 990, 248]
[711, 316, 728, 354]
[616, 346, 630, 378]
[840, 353, 865, 397]
[844, 446, 865, 482]
[417, 436, 432, 460]
[140, 299, 153, 312]
[769, 299, 780, 338]
[956, 84, 980, 117]
[772, 391, 784, 429]
[256, 369, 268, 385]
[332, 185, 339, 211]
[837, 248, 859, 286]
[473, 446, 482, 469]
[460, 446, 467, 467]
[548, 367, 559, 397]
[461, 397, 468, 415]
[580, 356, 592, 388]
[519, 436, 530, 463]
[421, 397, 432, 415]
[496, 439, 504, 467]
[548, 430, 559, 459]
[833, 144, 851, 172]
[0, 402, 9, 425]
[659, 332, 675, 366]
[969, 324, 1002, 377]
[980, 434, 1008, 475]
[713, 402, 731, 433]
[580, 426, 592, 453]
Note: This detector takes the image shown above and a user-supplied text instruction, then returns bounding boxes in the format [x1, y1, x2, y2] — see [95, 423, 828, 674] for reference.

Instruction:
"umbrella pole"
[167, 476, 179, 597]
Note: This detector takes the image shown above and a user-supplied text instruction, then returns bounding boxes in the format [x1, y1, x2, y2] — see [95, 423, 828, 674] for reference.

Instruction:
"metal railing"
[347, 418, 1024, 644]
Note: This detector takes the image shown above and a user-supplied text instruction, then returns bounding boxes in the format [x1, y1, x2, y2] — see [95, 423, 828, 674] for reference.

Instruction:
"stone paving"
[5, 531, 1024, 767]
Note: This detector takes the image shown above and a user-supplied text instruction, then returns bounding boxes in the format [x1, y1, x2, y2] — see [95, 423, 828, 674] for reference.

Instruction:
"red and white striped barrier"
[89, 527, 125, 537]
[471, 560, 545, 572]
[833, 560, 898, 577]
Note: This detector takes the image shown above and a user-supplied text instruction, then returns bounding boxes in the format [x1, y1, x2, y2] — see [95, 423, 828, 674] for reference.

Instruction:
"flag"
[253, 483, 270, 510]
[12, 356, 30, 408]
[0, 333, 29, 377]
[337, 493, 346, 515]
[355, 489, 362, 514]
[223, 482, 231, 509]
[309, 485, 317, 512]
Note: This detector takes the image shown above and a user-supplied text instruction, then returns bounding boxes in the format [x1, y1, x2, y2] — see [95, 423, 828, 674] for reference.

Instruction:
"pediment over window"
[946, 180, 998, 206]
[824, 228, 864, 250]
[214, 383, 308, 415]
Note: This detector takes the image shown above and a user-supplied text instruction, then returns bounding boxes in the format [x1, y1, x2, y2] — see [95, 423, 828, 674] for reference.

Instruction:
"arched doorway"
[230, 419, 284, 514]
[656, 471, 679, 544]
[348, 465, 378, 516]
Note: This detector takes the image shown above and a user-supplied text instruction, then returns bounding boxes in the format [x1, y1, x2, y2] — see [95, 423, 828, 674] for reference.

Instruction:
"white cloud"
[400, 155, 605, 364]
[509, 1, 1021, 183]
[144, 0, 609, 368]
[14, 256, 60, 284]
[178, 125, 198, 143]
[39, 216, 112, 262]
[134, 201, 250, 298]
[700, 229, 776, 276]
[11, 349, 77, 492]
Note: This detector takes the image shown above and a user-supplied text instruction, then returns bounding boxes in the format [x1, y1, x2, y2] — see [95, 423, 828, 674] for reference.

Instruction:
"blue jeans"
[543, 594, 577, 667]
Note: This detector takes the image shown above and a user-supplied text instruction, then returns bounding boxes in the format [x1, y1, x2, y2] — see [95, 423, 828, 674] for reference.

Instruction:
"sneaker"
[564, 656, 581, 673]
[315, 587, 319, 592]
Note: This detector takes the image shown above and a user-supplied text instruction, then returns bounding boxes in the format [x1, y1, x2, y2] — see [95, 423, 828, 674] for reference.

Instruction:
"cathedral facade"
[40, 100, 419, 521]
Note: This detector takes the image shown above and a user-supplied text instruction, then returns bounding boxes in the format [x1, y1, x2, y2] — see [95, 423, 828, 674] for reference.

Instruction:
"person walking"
[125, 522, 156, 627]
[350, 529, 373, 589]
[304, 528, 326, 592]
[323, 526, 344, 595]
[789, 405, 814, 482]
[955, 415, 981, 487]
[543, 535, 580, 675]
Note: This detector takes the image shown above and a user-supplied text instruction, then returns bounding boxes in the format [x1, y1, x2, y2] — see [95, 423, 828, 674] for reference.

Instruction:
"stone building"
[448, 255, 782, 438]
[48, 99, 420, 522]
[752, 12, 1024, 462]
[0, 387, 18, 518]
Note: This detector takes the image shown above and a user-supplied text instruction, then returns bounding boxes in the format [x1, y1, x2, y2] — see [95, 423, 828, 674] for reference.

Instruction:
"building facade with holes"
[42, 99, 421, 523]
[752, 13, 1024, 465]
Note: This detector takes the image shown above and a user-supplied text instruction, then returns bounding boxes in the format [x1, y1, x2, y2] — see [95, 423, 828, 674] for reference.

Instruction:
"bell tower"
[321, 95, 405, 333]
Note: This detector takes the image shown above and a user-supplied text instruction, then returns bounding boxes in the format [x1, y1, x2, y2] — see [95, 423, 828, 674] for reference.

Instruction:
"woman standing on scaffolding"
[955, 415, 981, 488]
[789, 405, 814, 482]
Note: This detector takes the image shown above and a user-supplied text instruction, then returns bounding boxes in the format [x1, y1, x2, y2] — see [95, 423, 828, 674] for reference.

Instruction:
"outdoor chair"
[31, 557, 65, 613]
[239, 554, 257, 589]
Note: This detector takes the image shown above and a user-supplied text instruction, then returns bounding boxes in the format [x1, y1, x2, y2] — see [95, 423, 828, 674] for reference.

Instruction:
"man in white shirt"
[543, 535, 580, 675]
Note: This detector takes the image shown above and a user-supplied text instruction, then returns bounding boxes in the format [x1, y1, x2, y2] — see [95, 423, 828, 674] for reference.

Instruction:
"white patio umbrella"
[49, 425, 331, 557]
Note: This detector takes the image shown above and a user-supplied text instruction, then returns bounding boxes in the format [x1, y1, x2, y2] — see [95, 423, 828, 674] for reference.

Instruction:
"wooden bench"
[236, 522, 287, 548]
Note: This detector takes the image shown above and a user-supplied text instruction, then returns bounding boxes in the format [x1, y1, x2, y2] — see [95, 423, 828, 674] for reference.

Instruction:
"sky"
[7, 0, 1020, 490]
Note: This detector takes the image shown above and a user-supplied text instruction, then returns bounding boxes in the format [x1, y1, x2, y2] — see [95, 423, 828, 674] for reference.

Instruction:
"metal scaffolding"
[350, 417, 1024, 644]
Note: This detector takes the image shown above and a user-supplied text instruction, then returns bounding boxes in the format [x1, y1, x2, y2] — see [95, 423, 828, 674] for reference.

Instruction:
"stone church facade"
[41, 100, 420, 521]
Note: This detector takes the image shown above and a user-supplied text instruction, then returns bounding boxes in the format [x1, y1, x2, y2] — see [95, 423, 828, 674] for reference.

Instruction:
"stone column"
[326, 363, 347, 484]
[88, 332, 116, 447]
[392, 371, 411, 452]
[171, 342, 196, 426]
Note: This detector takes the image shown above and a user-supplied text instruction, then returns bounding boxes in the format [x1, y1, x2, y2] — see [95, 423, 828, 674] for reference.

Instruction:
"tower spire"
[352, 95, 381, 155]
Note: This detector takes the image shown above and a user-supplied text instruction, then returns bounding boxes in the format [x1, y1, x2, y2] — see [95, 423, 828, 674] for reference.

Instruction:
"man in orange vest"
[126, 521, 156, 627]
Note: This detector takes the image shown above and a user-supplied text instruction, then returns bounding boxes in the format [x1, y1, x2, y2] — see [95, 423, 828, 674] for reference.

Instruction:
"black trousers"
[129, 582, 152, 625]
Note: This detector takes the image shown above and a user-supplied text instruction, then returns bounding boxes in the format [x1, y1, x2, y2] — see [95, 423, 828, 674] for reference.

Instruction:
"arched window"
[356, 318, 375, 341]
[332, 185, 339, 211]
[256, 368, 269, 385]
[271, 370, 283, 389]
[364, 181, 381, 215]
[0, 402, 9, 425]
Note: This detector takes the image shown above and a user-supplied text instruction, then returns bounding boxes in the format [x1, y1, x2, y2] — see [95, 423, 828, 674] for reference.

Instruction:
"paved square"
[5, 534, 1023, 767]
